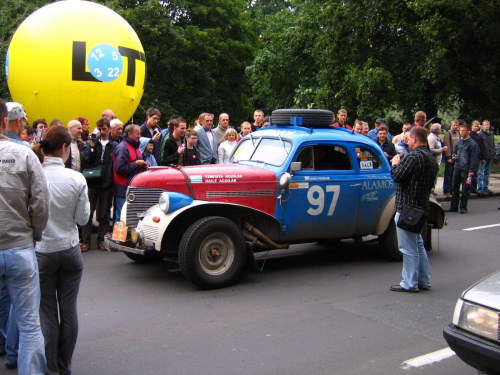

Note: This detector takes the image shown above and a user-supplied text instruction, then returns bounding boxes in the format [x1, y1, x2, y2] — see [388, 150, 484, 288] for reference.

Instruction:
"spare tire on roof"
[271, 109, 334, 127]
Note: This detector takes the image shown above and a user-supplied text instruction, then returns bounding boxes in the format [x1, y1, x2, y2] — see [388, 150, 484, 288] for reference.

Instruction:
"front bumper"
[443, 323, 500, 373]
[104, 237, 145, 254]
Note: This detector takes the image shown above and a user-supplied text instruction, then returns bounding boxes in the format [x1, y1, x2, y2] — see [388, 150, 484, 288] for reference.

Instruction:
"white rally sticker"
[290, 182, 309, 189]
[360, 160, 373, 170]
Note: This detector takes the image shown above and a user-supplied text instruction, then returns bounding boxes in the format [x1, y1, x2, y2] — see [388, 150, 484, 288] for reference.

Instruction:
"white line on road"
[401, 348, 455, 370]
[463, 223, 500, 231]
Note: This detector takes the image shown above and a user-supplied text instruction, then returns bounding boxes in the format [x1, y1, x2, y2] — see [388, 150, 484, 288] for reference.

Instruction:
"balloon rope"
[137, 102, 147, 114]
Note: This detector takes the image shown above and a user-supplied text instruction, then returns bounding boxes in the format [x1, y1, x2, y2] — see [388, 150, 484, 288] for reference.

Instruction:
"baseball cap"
[6, 102, 25, 121]
[376, 118, 385, 123]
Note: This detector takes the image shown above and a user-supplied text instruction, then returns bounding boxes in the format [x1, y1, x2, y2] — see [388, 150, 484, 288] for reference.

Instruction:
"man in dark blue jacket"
[447, 120, 479, 214]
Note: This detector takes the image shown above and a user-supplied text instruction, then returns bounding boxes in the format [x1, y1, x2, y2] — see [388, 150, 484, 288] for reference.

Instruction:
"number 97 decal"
[307, 185, 340, 216]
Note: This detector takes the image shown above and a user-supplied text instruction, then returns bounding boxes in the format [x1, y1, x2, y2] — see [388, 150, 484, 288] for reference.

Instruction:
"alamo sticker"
[290, 182, 309, 189]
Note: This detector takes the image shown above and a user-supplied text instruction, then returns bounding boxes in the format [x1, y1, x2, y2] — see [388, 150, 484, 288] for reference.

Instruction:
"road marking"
[401, 348, 455, 370]
[463, 223, 500, 231]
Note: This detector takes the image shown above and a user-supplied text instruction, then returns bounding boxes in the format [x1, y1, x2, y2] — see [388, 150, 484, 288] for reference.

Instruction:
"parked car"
[105, 109, 445, 289]
[443, 270, 500, 374]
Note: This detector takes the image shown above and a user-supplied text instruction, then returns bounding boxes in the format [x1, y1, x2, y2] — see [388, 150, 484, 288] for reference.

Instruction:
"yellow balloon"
[6, 0, 146, 128]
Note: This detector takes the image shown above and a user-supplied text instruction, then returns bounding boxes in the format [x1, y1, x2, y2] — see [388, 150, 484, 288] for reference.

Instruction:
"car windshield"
[230, 137, 292, 166]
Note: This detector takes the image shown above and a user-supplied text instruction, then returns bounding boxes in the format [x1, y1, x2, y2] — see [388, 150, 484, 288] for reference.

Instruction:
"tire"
[124, 251, 164, 264]
[271, 109, 334, 127]
[379, 218, 402, 261]
[178, 216, 246, 289]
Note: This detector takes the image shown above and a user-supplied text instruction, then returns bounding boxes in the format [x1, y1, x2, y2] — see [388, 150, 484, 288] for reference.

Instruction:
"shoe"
[98, 241, 106, 251]
[486, 189, 494, 195]
[80, 243, 90, 252]
[460, 209, 467, 214]
[5, 361, 17, 369]
[445, 208, 457, 212]
[390, 285, 418, 293]
[418, 284, 431, 290]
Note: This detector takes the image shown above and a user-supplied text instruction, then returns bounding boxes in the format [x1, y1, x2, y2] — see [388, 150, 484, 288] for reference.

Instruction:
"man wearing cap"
[368, 118, 393, 142]
[0, 98, 49, 374]
[6, 102, 30, 147]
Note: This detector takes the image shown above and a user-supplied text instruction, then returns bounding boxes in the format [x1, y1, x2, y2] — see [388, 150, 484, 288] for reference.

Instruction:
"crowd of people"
[1, 97, 499, 372]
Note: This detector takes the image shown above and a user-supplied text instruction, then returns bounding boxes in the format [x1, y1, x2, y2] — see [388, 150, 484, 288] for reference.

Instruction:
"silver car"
[443, 270, 500, 374]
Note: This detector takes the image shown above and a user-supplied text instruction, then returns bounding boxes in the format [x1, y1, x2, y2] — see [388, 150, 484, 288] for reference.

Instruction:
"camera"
[35, 129, 43, 143]
[91, 129, 101, 142]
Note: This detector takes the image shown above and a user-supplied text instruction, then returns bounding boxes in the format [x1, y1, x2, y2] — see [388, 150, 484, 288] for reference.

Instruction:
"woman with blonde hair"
[218, 128, 238, 164]
[32, 125, 90, 375]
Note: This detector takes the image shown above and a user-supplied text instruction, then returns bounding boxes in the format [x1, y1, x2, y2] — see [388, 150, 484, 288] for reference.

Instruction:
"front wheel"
[379, 218, 402, 261]
[179, 216, 246, 289]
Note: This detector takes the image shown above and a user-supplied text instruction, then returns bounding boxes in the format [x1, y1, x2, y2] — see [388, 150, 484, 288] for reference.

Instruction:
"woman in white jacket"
[218, 128, 238, 164]
[32, 125, 90, 375]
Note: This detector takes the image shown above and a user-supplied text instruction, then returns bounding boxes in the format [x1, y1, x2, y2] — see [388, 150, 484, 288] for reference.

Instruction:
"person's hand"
[136, 160, 147, 168]
[152, 132, 161, 142]
[442, 146, 447, 152]
[178, 146, 185, 155]
[391, 154, 401, 166]
[452, 155, 458, 161]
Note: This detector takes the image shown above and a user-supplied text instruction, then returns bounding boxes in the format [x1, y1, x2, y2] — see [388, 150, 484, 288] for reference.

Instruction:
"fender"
[373, 194, 446, 236]
[374, 195, 396, 236]
[137, 200, 283, 254]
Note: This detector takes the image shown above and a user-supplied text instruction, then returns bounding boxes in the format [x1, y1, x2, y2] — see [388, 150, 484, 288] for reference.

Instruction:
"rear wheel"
[379, 218, 402, 261]
[179, 216, 246, 289]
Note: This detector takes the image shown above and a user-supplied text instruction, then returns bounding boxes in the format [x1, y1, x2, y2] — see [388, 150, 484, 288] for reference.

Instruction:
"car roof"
[247, 126, 378, 147]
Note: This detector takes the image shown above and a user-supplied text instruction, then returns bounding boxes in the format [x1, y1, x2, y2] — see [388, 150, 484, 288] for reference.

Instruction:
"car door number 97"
[307, 185, 340, 216]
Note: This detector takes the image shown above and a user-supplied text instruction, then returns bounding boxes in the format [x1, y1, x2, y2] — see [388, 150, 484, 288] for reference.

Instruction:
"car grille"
[126, 187, 165, 228]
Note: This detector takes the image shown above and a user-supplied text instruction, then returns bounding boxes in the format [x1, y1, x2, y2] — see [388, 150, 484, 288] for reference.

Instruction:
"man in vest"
[112, 124, 148, 223]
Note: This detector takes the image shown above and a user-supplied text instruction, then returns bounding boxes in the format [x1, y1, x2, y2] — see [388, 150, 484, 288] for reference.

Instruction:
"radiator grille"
[126, 187, 165, 228]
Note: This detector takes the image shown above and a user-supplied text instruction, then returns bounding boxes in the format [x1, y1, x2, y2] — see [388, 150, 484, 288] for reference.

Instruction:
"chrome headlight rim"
[158, 192, 170, 213]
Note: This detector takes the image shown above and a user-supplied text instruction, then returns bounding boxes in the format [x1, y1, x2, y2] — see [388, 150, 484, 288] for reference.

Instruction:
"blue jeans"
[478, 158, 493, 192]
[395, 213, 431, 290]
[443, 160, 454, 194]
[114, 196, 127, 224]
[0, 244, 46, 375]
[450, 169, 470, 211]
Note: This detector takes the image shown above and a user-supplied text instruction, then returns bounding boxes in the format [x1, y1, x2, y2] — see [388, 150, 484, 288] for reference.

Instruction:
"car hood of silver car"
[462, 270, 500, 311]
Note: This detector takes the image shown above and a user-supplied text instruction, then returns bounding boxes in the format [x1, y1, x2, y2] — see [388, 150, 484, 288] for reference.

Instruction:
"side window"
[295, 145, 352, 171]
[296, 146, 313, 170]
[355, 147, 381, 170]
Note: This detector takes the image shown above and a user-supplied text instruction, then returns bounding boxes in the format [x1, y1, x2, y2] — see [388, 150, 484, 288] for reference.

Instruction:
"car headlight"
[454, 300, 499, 342]
[158, 192, 170, 213]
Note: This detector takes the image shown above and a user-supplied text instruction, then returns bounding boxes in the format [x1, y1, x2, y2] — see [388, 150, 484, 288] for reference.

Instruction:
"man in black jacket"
[160, 117, 187, 165]
[80, 118, 117, 251]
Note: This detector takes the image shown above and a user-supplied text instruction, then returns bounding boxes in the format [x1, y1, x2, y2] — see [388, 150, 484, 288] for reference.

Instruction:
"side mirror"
[290, 162, 302, 173]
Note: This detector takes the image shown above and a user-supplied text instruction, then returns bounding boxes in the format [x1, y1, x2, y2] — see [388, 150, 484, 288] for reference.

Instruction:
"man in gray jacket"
[0, 98, 49, 374]
[477, 120, 496, 195]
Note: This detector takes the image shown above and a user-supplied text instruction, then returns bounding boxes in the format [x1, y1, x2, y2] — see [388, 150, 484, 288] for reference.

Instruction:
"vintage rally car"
[105, 109, 445, 289]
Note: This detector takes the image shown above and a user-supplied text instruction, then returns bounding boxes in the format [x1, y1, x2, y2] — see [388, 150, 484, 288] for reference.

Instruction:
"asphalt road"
[66, 197, 500, 375]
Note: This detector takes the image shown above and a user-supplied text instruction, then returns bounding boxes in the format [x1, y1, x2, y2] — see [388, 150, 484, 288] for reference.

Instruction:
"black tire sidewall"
[179, 216, 246, 289]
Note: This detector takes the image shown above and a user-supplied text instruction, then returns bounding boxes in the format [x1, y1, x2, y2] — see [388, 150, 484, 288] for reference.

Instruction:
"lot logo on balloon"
[72, 42, 145, 87]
